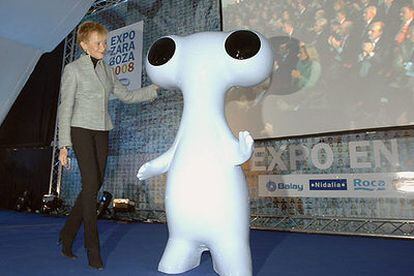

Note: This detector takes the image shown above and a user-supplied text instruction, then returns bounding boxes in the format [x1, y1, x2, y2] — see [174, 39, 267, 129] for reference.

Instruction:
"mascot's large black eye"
[148, 37, 176, 66]
[225, 30, 261, 60]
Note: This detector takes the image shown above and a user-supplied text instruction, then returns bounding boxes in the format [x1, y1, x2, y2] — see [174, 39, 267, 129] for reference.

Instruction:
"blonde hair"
[76, 21, 108, 44]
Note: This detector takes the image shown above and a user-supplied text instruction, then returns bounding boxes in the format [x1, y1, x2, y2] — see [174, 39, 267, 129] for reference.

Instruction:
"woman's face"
[80, 31, 107, 59]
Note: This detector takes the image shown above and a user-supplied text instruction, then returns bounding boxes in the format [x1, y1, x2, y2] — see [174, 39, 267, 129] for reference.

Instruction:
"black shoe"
[87, 249, 104, 270]
[57, 237, 77, 260]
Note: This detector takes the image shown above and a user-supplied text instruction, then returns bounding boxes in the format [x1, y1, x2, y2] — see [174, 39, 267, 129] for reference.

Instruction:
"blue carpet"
[0, 210, 413, 276]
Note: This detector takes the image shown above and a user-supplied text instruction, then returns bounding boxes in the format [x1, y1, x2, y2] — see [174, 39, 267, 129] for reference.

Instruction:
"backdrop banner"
[105, 21, 143, 91]
[253, 138, 414, 198]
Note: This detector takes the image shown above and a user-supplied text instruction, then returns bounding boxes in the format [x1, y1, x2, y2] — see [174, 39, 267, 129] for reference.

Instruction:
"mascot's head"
[145, 30, 273, 94]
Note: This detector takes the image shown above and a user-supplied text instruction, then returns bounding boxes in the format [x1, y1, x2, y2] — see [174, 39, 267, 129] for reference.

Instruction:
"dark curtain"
[0, 41, 64, 211]
[0, 41, 64, 147]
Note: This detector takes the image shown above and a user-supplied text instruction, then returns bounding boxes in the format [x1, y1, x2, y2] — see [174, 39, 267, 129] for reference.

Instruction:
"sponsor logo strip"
[258, 173, 414, 198]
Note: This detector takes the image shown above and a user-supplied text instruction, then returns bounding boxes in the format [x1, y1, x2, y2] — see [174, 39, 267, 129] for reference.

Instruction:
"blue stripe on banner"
[309, 179, 348, 191]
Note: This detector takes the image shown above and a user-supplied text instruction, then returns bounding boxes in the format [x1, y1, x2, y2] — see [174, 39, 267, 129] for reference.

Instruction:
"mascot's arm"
[137, 129, 182, 180]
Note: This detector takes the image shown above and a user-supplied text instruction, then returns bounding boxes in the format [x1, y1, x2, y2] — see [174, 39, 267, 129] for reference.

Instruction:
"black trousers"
[60, 127, 109, 251]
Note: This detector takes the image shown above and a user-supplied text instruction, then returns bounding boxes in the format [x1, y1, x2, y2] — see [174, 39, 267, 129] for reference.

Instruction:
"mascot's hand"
[137, 161, 158, 180]
[237, 130, 254, 164]
[137, 149, 174, 180]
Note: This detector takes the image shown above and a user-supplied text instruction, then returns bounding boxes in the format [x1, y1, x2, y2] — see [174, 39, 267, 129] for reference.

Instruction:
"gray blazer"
[57, 54, 157, 148]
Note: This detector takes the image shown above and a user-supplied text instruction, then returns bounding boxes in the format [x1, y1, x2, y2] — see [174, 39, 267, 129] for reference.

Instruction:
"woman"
[291, 43, 321, 91]
[57, 21, 157, 270]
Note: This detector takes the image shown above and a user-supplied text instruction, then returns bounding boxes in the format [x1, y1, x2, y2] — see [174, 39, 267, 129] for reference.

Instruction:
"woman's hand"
[59, 147, 68, 167]
[291, 69, 301, 78]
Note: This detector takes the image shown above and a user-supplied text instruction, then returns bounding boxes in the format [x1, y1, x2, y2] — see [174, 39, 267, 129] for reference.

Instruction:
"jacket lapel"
[79, 55, 106, 90]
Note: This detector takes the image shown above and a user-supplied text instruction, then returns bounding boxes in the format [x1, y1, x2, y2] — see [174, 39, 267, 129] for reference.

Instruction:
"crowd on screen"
[225, 0, 414, 93]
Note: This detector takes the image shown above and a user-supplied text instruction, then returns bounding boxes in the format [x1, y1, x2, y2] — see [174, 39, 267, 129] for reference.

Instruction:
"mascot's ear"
[146, 36, 179, 89]
[148, 37, 176, 66]
[223, 30, 273, 88]
[225, 30, 261, 60]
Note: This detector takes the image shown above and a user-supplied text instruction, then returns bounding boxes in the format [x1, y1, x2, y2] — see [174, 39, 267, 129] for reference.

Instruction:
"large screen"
[222, 0, 414, 139]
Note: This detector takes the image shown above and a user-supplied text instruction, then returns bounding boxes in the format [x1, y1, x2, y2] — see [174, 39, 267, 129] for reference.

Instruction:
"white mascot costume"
[137, 30, 273, 276]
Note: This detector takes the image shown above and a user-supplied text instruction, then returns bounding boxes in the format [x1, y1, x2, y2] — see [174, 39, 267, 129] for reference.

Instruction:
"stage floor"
[0, 210, 413, 275]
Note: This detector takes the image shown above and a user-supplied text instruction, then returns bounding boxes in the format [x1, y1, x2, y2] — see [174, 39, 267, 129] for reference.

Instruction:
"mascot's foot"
[210, 241, 252, 276]
[158, 239, 206, 274]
